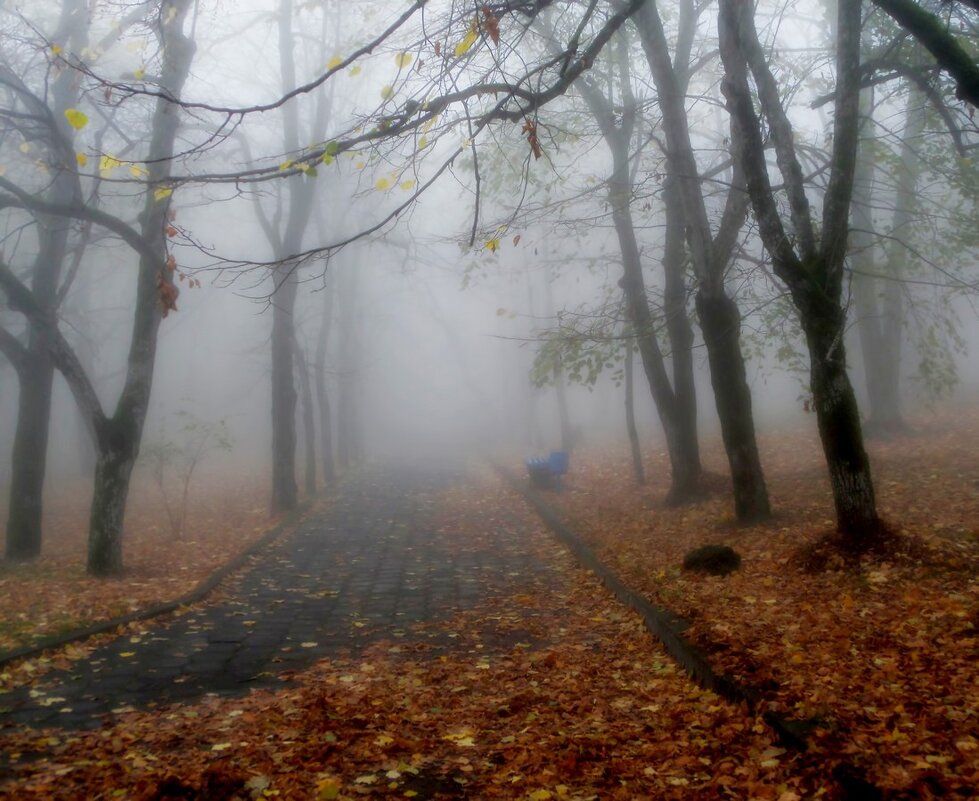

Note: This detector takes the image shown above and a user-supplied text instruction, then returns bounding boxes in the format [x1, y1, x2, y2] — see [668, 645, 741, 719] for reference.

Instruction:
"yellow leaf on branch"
[454, 25, 478, 57]
[99, 155, 122, 176]
[64, 109, 89, 130]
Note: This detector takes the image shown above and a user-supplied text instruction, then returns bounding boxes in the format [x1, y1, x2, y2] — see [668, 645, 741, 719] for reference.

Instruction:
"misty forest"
[1, 0, 978, 798]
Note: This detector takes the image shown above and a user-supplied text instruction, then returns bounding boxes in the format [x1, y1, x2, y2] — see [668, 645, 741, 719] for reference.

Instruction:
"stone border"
[0, 504, 310, 670]
[499, 467, 813, 750]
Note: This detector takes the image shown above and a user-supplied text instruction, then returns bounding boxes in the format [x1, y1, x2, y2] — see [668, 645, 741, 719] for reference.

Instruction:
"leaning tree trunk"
[799, 290, 882, 543]
[696, 287, 771, 521]
[633, 0, 770, 521]
[569, 35, 703, 504]
[613, 197, 700, 502]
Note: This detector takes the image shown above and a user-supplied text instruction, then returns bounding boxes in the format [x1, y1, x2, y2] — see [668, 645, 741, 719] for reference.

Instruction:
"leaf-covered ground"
[0, 473, 272, 653]
[544, 403, 979, 798]
[3, 477, 841, 800]
[1, 407, 977, 799]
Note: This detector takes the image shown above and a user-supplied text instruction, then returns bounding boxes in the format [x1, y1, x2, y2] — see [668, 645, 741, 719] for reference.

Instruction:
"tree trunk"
[270, 273, 299, 512]
[718, 0, 884, 548]
[623, 332, 645, 485]
[295, 340, 317, 497]
[634, 2, 766, 510]
[855, 81, 924, 436]
[800, 292, 882, 544]
[849, 82, 904, 437]
[265, 0, 326, 507]
[542, 261, 574, 452]
[313, 284, 335, 486]
[336, 261, 363, 469]
[5, 358, 54, 560]
[87, 425, 135, 576]
[568, 34, 702, 504]
[4, 0, 87, 560]
[614, 198, 699, 502]
[696, 288, 771, 521]
[661, 176, 701, 503]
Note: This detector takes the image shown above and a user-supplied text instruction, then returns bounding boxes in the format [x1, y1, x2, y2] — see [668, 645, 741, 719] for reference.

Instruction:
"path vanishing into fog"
[0, 466, 557, 732]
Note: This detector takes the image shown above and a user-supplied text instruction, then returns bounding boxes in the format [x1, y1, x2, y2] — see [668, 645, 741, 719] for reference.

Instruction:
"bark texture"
[696, 290, 770, 521]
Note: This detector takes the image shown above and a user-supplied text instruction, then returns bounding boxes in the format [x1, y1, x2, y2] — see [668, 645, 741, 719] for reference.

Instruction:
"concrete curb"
[498, 466, 813, 750]
[0, 503, 311, 670]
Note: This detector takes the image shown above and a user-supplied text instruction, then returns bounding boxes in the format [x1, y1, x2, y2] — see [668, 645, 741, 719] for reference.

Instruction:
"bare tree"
[573, 38, 703, 504]
[632, 0, 771, 520]
[718, 0, 885, 546]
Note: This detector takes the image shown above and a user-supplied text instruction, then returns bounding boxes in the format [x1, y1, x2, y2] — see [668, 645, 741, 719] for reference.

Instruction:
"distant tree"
[294, 340, 317, 497]
[847, 37, 978, 433]
[632, 0, 771, 520]
[570, 30, 703, 504]
[313, 281, 337, 486]
[246, 0, 336, 513]
[622, 323, 645, 486]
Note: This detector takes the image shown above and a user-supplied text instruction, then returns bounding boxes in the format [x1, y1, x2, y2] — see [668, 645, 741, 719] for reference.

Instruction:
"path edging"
[0, 504, 311, 670]
[499, 466, 812, 750]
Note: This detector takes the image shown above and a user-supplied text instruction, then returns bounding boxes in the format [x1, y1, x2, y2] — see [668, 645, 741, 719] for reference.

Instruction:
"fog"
[1, 0, 978, 559]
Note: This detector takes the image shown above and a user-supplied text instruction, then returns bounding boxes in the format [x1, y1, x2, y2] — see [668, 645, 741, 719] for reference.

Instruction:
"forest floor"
[0, 404, 976, 799]
[542, 401, 979, 799]
[0, 472, 274, 653]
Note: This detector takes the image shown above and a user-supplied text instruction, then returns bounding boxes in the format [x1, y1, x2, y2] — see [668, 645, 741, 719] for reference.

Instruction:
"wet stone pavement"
[0, 465, 547, 732]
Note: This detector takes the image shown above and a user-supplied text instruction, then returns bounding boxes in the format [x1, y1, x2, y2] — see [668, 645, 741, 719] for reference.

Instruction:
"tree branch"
[0, 261, 107, 439]
[730, 0, 816, 260]
[821, 0, 863, 273]
[870, 0, 979, 107]
[0, 325, 28, 371]
[718, 0, 801, 276]
[0, 178, 164, 272]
